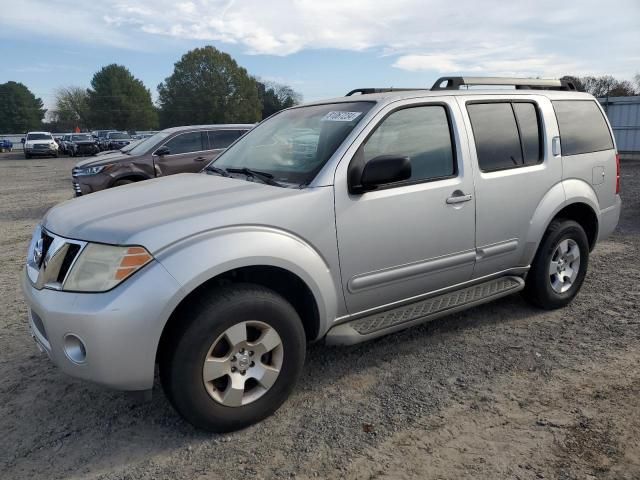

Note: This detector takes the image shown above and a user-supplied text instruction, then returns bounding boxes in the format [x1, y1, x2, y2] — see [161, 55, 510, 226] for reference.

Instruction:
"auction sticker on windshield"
[322, 111, 363, 122]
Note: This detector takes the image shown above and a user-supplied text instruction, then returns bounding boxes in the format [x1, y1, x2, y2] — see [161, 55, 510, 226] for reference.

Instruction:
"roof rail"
[345, 87, 428, 96]
[431, 76, 577, 91]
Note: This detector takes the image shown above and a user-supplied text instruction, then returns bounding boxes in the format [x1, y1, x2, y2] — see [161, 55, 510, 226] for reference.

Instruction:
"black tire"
[523, 219, 589, 310]
[113, 179, 134, 187]
[24, 153, 30, 159]
[160, 283, 306, 432]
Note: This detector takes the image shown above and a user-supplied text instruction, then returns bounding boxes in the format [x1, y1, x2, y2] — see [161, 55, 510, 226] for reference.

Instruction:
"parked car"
[58, 133, 73, 154]
[0, 139, 13, 152]
[105, 131, 132, 150]
[66, 133, 100, 157]
[95, 130, 117, 151]
[22, 131, 58, 158]
[71, 124, 252, 195]
[22, 77, 621, 432]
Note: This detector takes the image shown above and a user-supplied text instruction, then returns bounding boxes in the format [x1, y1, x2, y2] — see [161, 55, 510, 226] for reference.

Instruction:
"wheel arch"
[154, 227, 340, 363]
[524, 179, 600, 265]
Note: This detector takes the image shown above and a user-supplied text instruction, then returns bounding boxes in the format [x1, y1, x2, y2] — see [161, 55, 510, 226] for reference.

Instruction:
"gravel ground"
[0, 154, 638, 480]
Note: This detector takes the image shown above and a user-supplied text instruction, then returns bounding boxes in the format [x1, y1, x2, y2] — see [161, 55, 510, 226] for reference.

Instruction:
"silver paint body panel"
[22, 88, 621, 390]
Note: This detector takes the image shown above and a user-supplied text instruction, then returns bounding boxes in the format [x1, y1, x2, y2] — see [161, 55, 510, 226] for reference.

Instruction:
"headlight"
[74, 164, 111, 176]
[64, 244, 153, 292]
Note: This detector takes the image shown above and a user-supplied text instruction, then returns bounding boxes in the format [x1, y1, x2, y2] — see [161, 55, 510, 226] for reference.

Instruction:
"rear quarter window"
[552, 100, 613, 156]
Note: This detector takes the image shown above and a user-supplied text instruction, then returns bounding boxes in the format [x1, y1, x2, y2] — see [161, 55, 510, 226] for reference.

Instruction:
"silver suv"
[22, 77, 621, 432]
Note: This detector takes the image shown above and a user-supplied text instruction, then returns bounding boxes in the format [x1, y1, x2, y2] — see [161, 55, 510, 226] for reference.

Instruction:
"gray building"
[599, 96, 640, 156]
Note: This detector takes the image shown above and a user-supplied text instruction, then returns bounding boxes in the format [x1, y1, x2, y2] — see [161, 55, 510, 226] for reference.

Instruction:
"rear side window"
[362, 105, 455, 183]
[164, 131, 204, 155]
[552, 100, 613, 156]
[210, 130, 243, 149]
[467, 102, 542, 171]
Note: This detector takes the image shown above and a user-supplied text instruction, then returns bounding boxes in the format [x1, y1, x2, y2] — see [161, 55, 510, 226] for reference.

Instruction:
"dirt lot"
[0, 154, 638, 480]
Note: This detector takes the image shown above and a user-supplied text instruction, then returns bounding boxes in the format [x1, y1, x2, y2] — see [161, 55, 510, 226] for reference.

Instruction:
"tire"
[113, 179, 134, 187]
[523, 219, 589, 310]
[24, 153, 31, 159]
[160, 283, 306, 432]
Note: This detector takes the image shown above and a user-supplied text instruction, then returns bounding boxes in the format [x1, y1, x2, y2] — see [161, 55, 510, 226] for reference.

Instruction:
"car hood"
[74, 152, 130, 168]
[43, 173, 311, 252]
[71, 140, 96, 145]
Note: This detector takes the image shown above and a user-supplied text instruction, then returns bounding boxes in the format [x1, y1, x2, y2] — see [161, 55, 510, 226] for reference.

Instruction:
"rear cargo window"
[552, 100, 613, 156]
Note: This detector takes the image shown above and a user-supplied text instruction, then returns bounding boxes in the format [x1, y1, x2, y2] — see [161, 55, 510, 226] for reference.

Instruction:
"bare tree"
[53, 86, 90, 130]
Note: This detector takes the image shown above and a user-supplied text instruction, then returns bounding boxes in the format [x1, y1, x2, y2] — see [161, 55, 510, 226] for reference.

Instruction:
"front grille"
[26, 227, 86, 290]
[34, 144, 48, 150]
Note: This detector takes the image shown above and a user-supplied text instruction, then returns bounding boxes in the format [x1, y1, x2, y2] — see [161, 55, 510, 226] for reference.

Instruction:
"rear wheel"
[160, 283, 306, 432]
[523, 219, 589, 309]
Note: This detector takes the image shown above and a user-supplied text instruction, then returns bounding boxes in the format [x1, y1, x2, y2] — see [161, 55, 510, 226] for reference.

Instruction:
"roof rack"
[431, 76, 577, 91]
[345, 87, 428, 96]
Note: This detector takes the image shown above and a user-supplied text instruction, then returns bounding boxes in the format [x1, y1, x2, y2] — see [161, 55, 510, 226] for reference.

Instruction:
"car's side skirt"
[325, 275, 524, 345]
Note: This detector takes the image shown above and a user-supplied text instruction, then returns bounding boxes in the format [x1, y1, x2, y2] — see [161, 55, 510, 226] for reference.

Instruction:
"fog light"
[63, 334, 87, 364]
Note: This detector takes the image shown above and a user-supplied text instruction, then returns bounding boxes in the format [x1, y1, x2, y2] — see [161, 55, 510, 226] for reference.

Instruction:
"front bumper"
[26, 147, 57, 156]
[71, 175, 112, 196]
[21, 260, 184, 390]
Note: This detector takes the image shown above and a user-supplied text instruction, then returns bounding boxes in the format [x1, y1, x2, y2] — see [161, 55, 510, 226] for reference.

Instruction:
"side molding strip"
[348, 250, 476, 293]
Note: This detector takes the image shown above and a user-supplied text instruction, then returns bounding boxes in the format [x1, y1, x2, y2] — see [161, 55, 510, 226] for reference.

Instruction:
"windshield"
[127, 131, 171, 156]
[109, 132, 131, 139]
[211, 102, 374, 185]
[72, 134, 92, 141]
[26, 133, 52, 141]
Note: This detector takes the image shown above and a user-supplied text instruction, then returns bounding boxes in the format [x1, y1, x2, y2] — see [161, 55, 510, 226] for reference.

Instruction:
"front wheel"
[160, 283, 306, 432]
[523, 219, 589, 310]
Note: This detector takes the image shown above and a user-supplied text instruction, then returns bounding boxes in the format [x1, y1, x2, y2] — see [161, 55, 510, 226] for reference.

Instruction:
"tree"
[562, 75, 638, 97]
[0, 81, 46, 133]
[87, 64, 158, 130]
[52, 86, 90, 131]
[158, 46, 262, 127]
[258, 81, 302, 119]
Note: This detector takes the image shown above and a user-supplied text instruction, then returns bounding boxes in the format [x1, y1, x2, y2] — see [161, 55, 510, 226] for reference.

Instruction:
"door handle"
[446, 193, 473, 204]
[195, 156, 207, 162]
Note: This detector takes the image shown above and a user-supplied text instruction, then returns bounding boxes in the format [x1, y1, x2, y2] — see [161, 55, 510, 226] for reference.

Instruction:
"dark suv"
[72, 124, 252, 195]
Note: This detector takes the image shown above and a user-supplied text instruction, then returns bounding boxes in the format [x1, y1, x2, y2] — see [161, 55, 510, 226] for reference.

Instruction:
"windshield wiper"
[226, 167, 283, 187]
[204, 165, 231, 177]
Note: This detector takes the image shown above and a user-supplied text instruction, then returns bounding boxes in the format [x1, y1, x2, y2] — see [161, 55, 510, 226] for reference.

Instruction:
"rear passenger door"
[154, 131, 210, 176]
[458, 96, 562, 278]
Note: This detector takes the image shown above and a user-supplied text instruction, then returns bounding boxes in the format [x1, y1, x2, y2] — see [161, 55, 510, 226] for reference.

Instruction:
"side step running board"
[326, 276, 524, 345]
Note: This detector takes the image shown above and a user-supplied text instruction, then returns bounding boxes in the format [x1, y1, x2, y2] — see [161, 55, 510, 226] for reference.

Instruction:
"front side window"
[212, 102, 374, 185]
[467, 102, 542, 172]
[163, 131, 204, 155]
[552, 100, 613, 156]
[361, 105, 455, 183]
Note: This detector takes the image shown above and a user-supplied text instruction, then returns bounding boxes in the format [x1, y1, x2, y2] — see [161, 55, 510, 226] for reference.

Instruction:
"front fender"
[522, 179, 600, 264]
[155, 226, 339, 339]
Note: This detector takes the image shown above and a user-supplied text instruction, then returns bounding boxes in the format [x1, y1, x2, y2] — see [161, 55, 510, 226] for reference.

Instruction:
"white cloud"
[1, 0, 638, 78]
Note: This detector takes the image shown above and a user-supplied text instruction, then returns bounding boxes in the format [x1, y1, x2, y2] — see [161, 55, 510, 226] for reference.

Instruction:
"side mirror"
[154, 146, 170, 156]
[352, 155, 411, 193]
[21, 138, 25, 143]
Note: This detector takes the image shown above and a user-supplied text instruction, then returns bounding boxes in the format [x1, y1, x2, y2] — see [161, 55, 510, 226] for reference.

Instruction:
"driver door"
[334, 100, 477, 314]
[154, 131, 211, 176]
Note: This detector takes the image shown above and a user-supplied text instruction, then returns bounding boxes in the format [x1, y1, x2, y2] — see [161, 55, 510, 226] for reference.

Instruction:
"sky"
[1, 0, 639, 112]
